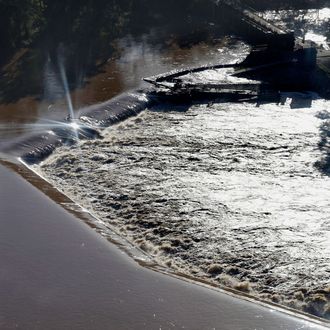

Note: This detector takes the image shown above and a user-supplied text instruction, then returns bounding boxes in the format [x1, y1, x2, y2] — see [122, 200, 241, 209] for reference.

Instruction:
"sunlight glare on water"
[34, 8, 330, 318]
[69, 122, 80, 131]
[317, 7, 330, 21]
[58, 58, 76, 121]
[36, 91, 330, 317]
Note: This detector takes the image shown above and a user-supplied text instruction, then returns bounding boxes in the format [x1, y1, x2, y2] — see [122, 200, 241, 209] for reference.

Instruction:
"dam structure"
[221, 0, 330, 94]
[2, 1, 330, 325]
[2, 0, 330, 164]
[220, 0, 295, 48]
[144, 0, 330, 101]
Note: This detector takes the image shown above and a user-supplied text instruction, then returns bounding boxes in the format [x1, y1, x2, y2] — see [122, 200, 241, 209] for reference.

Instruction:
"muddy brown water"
[0, 37, 228, 141]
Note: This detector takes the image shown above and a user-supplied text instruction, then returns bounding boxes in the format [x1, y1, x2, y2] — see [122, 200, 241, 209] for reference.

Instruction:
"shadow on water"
[315, 110, 330, 175]
[1, 0, 330, 149]
[2, 0, 327, 105]
[280, 92, 319, 109]
[0, 0, 229, 104]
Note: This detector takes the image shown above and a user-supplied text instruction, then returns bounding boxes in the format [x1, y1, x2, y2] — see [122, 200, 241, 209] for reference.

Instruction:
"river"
[2, 4, 330, 321]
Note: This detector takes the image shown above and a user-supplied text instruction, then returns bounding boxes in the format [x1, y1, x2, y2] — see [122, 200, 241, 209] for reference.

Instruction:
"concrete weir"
[0, 90, 154, 164]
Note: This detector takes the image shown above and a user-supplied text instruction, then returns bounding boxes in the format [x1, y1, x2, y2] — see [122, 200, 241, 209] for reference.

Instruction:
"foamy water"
[35, 93, 330, 318]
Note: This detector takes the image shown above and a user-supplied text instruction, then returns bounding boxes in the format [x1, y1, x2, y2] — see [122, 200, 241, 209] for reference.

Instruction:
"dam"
[1, 1, 330, 325]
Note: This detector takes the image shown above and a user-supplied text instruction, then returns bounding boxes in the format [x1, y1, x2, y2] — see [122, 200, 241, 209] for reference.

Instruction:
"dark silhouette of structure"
[144, 0, 330, 100]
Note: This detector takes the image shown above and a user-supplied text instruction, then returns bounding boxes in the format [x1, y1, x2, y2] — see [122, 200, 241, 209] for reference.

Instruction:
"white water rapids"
[34, 8, 330, 319]
[36, 92, 330, 318]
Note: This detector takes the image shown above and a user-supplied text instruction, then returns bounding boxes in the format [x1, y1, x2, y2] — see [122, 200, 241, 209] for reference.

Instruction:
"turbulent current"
[32, 8, 330, 320]
[36, 95, 330, 319]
